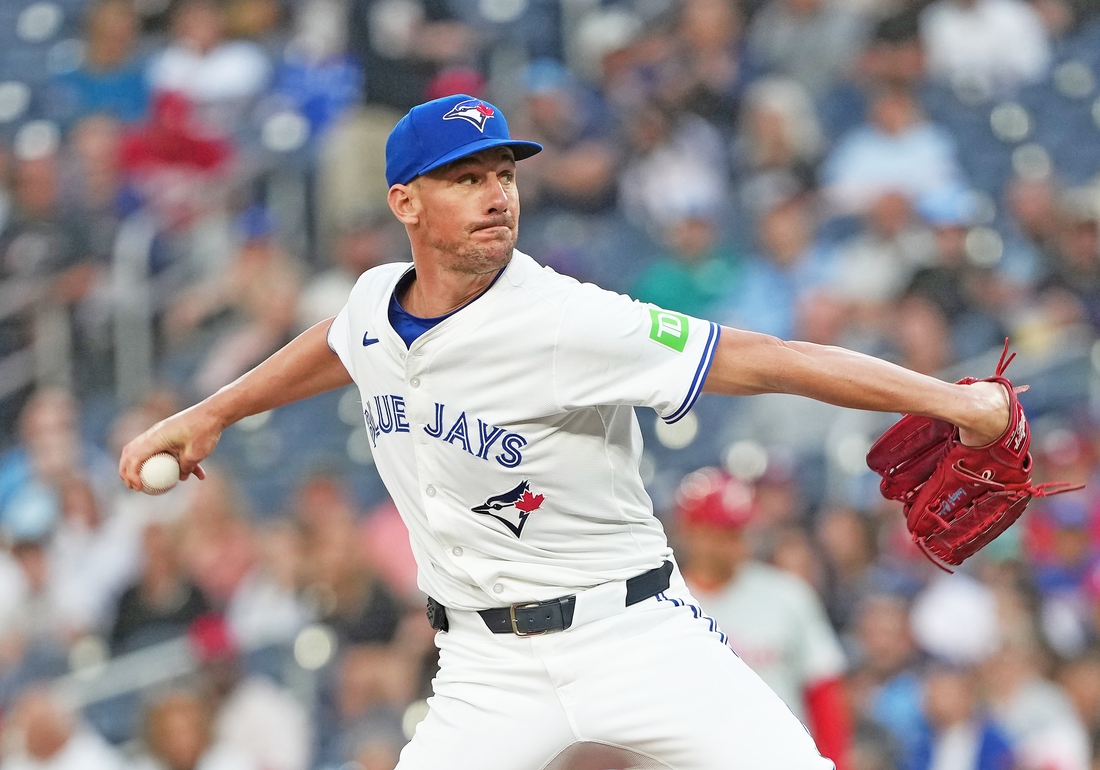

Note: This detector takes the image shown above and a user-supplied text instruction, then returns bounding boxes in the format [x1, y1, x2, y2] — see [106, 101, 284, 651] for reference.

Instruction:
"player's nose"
[484, 174, 510, 213]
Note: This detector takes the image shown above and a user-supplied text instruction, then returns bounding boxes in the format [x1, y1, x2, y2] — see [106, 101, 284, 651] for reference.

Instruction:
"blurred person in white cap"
[673, 466, 852, 768]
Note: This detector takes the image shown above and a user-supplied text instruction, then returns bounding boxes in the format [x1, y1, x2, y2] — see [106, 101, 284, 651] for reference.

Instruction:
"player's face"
[411, 148, 520, 275]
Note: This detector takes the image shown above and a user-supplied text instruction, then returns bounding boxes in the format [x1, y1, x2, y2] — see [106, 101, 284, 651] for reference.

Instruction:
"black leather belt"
[426, 561, 673, 636]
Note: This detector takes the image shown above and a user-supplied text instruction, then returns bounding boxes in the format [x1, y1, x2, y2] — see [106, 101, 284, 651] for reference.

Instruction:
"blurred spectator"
[225, 519, 311, 650]
[511, 59, 620, 214]
[64, 116, 126, 261]
[920, 0, 1052, 97]
[48, 474, 143, 636]
[617, 100, 730, 236]
[48, 0, 150, 128]
[0, 388, 116, 524]
[847, 719, 902, 770]
[297, 211, 403, 331]
[173, 472, 254, 614]
[1038, 189, 1100, 332]
[817, 507, 880, 635]
[1027, 495, 1096, 656]
[295, 473, 402, 646]
[301, 513, 402, 646]
[674, 468, 852, 767]
[829, 192, 936, 321]
[189, 615, 312, 770]
[818, 12, 926, 142]
[359, 499, 420, 604]
[630, 207, 742, 319]
[747, 0, 868, 97]
[910, 574, 1000, 666]
[109, 520, 210, 654]
[317, 645, 416, 769]
[1000, 174, 1062, 286]
[0, 687, 122, 770]
[346, 0, 477, 113]
[1058, 648, 1100, 741]
[657, 0, 752, 131]
[147, 0, 271, 137]
[912, 664, 1015, 770]
[273, 0, 363, 147]
[734, 77, 825, 217]
[890, 293, 956, 375]
[120, 91, 235, 233]
[983, 636, 1091, 770]
[165, 206, 302, 398]
[718, 192, 835, 339]
[140, 690, 257, 770]
[850, 594, 926, 768]
[904, 188, 1010, 361]
[820, 86, 967, 215]
[0, 151, 105, 385]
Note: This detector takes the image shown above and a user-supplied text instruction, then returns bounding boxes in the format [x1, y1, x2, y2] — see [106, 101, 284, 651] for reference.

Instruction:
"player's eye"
[457, 174, 478, 185]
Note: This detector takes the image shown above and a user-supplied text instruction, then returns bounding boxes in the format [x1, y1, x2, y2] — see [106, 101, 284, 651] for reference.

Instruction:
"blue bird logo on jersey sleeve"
[472, 480, 544, 537]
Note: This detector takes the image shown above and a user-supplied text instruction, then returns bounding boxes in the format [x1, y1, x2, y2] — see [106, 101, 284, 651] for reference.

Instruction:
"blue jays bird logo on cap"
[443, 99, 496, 132]
[472, 480, 544, 537]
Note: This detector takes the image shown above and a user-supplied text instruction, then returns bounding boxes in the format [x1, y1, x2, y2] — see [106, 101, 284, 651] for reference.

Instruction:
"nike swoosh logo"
[362, 331, 380, 346]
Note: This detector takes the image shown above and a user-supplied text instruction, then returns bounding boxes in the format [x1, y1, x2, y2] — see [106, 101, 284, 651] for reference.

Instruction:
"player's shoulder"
[504, 250, 643, 315]
[348, 261, 412, 301]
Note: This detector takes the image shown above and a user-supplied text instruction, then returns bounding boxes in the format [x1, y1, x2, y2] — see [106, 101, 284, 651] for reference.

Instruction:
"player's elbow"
[704, 329, 798, 396]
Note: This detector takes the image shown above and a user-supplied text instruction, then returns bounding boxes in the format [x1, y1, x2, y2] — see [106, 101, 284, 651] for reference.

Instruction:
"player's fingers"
[192, 463, 206, 481]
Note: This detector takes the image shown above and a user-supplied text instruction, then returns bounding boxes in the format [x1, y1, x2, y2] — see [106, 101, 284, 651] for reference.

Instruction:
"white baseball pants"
[396, 567, 836, 770]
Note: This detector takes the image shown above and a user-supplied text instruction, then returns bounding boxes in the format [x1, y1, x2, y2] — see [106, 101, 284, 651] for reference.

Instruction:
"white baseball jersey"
[328, 250, 720, 611]
[690, 562, 847, 722]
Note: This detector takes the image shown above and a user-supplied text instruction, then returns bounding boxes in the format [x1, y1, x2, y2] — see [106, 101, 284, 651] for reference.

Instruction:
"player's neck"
[400, 260, 504, 318]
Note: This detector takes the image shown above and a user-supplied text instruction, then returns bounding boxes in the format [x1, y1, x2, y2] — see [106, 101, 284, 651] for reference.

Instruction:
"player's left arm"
[701, 326, 1010, 446]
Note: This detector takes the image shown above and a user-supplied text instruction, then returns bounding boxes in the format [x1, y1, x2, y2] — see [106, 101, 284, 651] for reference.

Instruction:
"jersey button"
[425, 485, 436, 497]
[493, 584, 504, 594]
[452, 547, 463, 557]
[410, 377, 421, 388]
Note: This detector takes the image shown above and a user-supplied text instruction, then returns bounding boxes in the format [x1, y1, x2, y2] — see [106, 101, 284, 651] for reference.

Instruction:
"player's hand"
[957, 380, 1011, 447]
[118, 403, 224, 490]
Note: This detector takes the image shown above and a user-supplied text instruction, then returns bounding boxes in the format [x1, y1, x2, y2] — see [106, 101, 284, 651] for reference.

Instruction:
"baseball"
[139, 452, 181, 495]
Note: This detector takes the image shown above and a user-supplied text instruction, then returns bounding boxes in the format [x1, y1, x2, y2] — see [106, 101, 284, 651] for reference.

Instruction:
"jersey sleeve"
[327, 304, 354, 376]
[552, 284, 721, 422]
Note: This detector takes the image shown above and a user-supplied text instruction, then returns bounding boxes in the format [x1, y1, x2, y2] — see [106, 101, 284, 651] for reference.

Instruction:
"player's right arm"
[118, 318, 353, 490]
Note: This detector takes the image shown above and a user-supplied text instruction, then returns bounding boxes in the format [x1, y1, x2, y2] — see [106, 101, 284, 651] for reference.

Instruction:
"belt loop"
[426, 597, 449, 632]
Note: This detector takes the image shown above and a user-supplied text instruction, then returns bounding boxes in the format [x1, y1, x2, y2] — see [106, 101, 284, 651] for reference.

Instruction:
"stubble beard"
[433, 223, 517, 276]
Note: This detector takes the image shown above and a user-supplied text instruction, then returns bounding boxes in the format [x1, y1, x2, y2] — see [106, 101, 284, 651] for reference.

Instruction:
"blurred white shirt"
[0, 729, 124, 770]
[921, 0, 1051, 95]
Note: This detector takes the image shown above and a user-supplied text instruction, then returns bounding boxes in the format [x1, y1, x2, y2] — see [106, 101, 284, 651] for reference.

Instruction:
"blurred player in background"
[674, 467, 851, 768]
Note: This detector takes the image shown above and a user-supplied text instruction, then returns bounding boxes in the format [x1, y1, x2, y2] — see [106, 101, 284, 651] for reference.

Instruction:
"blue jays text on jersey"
[363, 395, 527, 468]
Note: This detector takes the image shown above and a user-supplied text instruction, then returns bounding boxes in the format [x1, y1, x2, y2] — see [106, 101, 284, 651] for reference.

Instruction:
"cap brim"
[411, 137, 543, 182]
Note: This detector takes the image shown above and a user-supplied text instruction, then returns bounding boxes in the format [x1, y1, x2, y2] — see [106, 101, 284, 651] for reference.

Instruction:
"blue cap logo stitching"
[442, 99, 495, 132]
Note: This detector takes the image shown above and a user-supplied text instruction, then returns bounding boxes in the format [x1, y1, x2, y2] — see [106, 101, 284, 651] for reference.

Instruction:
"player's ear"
[388, 183, 420, 226]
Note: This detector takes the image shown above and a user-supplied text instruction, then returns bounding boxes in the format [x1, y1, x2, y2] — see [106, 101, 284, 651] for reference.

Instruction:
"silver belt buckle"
[509, 602, 546, 636]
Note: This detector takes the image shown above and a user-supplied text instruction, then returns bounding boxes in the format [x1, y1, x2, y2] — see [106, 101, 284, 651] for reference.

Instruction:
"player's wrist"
[956, 381, 1010, 447]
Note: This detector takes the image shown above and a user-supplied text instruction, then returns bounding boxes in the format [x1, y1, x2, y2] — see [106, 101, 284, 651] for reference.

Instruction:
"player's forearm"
[703, 329, 1008, 444]
[203, 318, 353, 428]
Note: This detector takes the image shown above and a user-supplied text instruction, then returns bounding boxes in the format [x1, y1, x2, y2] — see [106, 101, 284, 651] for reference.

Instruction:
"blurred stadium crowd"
[3, 0, 1100, 767]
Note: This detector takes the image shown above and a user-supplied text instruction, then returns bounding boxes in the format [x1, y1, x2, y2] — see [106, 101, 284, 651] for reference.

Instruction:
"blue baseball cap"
[385, 94, 542, 187]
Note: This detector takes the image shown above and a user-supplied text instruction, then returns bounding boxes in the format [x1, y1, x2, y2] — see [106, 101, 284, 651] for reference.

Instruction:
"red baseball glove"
[867, 341, 1082, 570]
